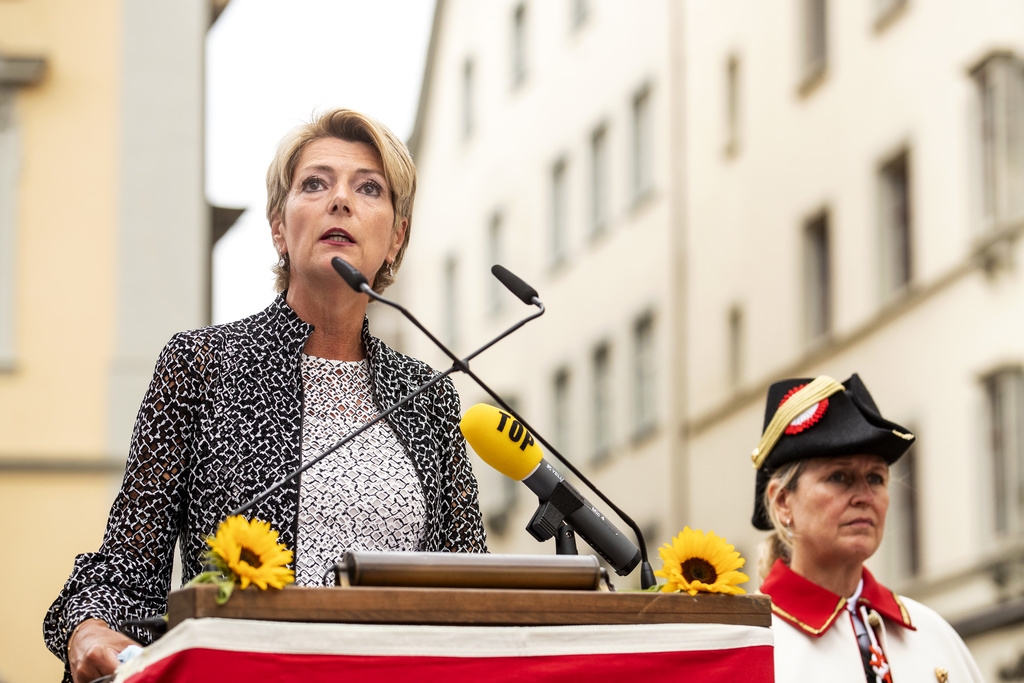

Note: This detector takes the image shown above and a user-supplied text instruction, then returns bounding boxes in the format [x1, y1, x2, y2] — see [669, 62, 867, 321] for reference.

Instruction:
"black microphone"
[332, 257, 544, 369]
[491, 264, 539, 306]
[332, 257, 656, 588]
[332, 256, 371, 292]
[461, 404, 641, 575]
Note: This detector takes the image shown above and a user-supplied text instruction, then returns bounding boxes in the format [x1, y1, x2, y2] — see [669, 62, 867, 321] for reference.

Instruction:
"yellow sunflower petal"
[655, 527, 749, 596]
[205, 515, 295, 592]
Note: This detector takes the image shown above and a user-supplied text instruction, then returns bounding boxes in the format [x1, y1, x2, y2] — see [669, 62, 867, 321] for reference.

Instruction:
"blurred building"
[399, 0, 683, 583]
[684, 2, 1024, 680]
[405, 0, 1024, 679]
[0, 0, 225, 679]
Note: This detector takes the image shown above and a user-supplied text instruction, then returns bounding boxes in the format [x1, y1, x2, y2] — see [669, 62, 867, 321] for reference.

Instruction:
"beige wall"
[0, 1, 210, 681]
[0, 0, 119, 457]
[0, 473, 115, 682]
[0, 1, 121, 679]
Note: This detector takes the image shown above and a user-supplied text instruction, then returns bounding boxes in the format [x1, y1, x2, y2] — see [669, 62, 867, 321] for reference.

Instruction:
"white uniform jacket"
[761, 560, 983, 683]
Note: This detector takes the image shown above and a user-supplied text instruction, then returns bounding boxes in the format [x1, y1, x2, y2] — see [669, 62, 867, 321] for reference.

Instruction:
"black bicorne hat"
[750, 373, 915, 531]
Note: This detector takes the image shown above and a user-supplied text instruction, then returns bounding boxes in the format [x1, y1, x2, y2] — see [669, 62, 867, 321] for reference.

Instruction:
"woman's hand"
[68, 618, 139, 683]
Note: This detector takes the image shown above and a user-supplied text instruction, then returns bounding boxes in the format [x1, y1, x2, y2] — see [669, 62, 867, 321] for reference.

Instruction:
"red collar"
[760, 560, 915, 637]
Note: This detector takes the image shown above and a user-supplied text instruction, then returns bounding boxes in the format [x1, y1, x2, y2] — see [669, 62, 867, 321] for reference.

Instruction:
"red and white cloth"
[113, 617, 774, 682]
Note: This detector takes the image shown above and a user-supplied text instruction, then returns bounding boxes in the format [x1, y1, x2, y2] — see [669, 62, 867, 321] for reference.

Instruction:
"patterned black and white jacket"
[43, 294, 487, 672]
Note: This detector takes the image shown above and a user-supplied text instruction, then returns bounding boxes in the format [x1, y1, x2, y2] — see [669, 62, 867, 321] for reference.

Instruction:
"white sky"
[206, 0, 435, 323]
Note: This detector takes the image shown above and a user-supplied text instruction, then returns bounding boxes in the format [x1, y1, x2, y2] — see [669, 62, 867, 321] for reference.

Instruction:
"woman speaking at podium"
[44, 108, 487, 683]
[751, 374, 981, 682]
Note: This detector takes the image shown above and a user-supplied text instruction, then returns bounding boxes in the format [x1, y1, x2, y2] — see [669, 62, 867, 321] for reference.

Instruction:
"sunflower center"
[239, 547, 263, 568]
[680, 557, 717, 584]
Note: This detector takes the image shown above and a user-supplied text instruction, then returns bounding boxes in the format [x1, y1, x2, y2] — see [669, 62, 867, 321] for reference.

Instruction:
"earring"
[386, 260, 395, 278]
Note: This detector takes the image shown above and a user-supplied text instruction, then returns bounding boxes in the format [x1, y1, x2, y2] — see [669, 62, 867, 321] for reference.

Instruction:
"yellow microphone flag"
[459, 404, 544, 481]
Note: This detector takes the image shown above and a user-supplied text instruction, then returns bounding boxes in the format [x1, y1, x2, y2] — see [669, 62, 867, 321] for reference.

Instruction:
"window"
[971, 53, 1024, 231]
[879, 149, 912, 299]
[511, 3, 528, 88]
[570, 0, 589, 30]
[873, 0, 907, 30]
[803, 210, 832, 341]
[725, 54, 741, 156]
[592, 343, 612, 463]
[461, 58, 474, 140]
[0, 92, 18, 370]
[553, 367, 572, 457]
[631, 86, 654, 202]
[486, 212, 504, 313]
[799, 0, 828, 88]
[632, 313, 656, 440]
[550, 157, 569, 267]
[589, 124, 609, 237]
[983, 368, 1024, 538]
[727, 304, 744, 387]
[886, 443, 920, 576]
[443, 255, 459, 347]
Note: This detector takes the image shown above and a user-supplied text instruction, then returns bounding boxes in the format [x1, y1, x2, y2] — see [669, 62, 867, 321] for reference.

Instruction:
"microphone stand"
[332, 258, 656, 589]
[227, 369, 454, 519]
[555, 524, 579, 556]
[226, 279, 548, 521]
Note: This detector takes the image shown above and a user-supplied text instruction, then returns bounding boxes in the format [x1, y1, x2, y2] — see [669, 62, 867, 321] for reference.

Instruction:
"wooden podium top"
[167, 585, 771, 630]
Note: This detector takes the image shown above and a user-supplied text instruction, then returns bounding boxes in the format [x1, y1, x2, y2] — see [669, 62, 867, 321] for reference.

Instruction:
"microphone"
[332, 257, 655, 588]
[229, 260, 546, 521]
[460, 403, 642, 576]
[491, 265, 539, 306]
[332, 256, 370, 292]
[332, 256, 543, 369]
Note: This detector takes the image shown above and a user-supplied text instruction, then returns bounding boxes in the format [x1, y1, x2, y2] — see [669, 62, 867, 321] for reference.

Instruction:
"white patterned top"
[296, 354, 427, 585]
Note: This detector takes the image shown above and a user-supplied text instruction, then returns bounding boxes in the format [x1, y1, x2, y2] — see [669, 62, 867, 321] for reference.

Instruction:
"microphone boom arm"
[361, 283, 545, 368]
[228, 367, 457, 519]
[341, 260, 654, 588]
[234, 262, 548, 522]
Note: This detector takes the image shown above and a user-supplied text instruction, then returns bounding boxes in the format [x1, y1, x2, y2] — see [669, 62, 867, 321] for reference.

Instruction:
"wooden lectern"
[115, 554, 775, 683]
[167, 583, 771, 629]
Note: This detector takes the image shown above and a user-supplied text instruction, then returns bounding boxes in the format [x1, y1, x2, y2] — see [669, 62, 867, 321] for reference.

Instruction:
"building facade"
[399, 0, 684, 578]
[684, 2, 1024, 680]
[0, 1, 217, 679]
[405, 0, 1024, 679]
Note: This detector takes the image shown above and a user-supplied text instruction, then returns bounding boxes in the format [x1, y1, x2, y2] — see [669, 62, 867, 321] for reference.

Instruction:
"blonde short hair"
[266, 108, 416, 294]
[756, 460, 806, 581]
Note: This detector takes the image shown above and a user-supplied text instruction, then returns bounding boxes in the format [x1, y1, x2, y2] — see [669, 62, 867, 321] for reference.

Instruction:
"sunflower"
[654, 526, 749, 596]
[205, 515, 295, 590]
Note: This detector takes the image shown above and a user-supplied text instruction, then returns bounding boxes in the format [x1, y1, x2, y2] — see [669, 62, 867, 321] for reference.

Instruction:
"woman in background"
[45, 108, 487, 683]
[752, 374, 982, 682]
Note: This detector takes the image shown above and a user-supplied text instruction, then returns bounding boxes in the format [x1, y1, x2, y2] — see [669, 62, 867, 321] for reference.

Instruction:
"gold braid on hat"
[751, 376, 846, 470]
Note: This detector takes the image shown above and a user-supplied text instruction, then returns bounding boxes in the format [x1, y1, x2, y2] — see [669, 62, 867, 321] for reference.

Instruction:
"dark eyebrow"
[354, 167, 387, 180]
[297, 164, 386, 180]
[297, 164, 335, 176]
